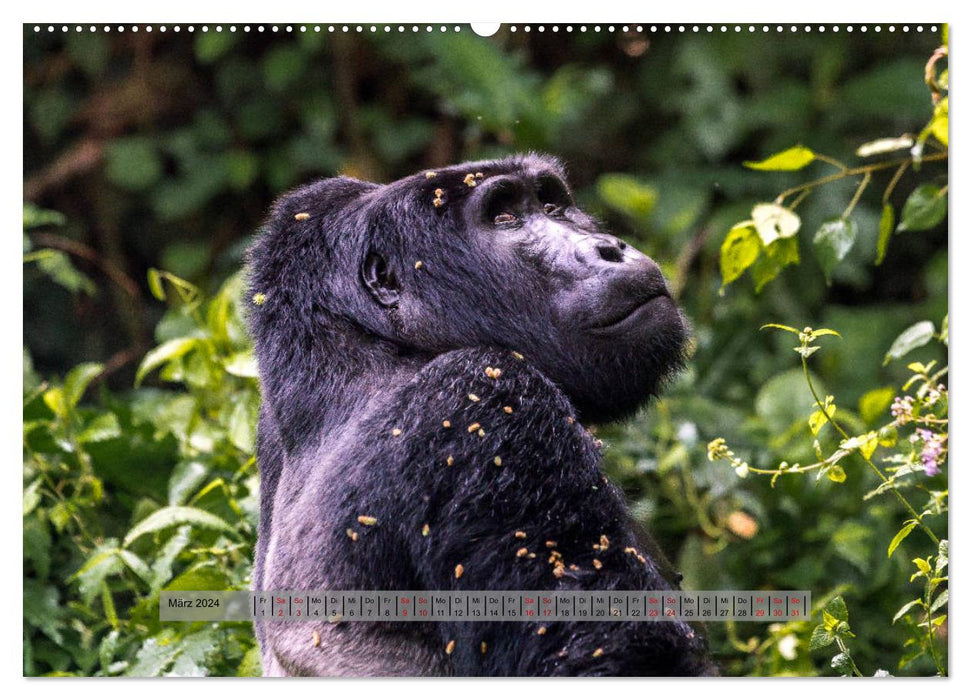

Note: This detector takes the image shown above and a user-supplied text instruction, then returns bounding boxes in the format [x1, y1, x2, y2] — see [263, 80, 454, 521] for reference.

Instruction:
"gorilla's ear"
[362, 251, 401, 307]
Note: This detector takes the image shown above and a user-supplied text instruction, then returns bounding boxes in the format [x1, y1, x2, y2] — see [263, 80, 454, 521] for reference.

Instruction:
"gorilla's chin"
[566, 304, 689, 424]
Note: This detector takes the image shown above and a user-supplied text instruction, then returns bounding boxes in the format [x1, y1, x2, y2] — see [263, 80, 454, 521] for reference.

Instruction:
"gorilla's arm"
[355, 348, 714, 676]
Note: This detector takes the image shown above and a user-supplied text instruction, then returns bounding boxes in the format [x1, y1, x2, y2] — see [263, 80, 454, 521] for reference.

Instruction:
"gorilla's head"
[249, 154, 687, 426]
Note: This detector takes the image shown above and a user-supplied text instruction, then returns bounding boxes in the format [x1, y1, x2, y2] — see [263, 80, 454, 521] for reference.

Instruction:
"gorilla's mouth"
[587, 292, 672, 333]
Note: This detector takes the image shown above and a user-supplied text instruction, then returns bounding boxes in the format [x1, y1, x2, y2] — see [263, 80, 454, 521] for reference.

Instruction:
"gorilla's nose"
[575, 234, 642, 268]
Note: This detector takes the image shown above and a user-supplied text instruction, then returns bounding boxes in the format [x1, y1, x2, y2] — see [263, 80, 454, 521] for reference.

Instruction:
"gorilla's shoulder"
[405, 347, 577, 422]
[367, 347, 595, 470]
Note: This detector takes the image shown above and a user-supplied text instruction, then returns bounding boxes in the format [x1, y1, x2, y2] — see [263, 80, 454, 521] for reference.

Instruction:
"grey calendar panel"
[160, 590, 810, 622]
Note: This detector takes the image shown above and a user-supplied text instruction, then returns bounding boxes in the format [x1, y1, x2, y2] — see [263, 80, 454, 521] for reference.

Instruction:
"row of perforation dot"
[32, 24, 938, 34]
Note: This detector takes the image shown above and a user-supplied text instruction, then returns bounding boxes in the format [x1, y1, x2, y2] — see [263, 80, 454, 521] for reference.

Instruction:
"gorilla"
[246, 153, 714, 676]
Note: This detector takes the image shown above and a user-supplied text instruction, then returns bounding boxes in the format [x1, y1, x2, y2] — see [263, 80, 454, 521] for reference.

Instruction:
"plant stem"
[775, 152, 947, 205]
[882, 161, 909, 204]
[801, 356, 939, 546]
[842, 172, 872, 219]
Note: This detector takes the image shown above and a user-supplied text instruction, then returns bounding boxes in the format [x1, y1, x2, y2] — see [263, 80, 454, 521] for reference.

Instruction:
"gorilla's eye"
[543, 203, 560, 215]
[494, 213, 517, 225]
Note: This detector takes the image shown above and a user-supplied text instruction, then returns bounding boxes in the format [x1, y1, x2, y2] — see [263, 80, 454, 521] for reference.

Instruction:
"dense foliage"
[24, 24, 947, 676]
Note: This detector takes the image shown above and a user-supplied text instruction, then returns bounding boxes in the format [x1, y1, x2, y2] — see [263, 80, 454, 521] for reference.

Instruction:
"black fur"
[246, 154, 714, 676]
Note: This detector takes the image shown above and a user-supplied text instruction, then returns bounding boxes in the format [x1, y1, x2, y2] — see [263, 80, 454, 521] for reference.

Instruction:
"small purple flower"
[891, 396, 914, 426]
[914, 428, 946, 477]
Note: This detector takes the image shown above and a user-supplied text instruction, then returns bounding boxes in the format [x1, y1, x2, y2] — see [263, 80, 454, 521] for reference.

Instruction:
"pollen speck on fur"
[346, 528, 358, 541]
[516, 547, 528, 558]
[446, 455, 454, 466]
[392, 428, 402, 437]
[294, 212, 310, 221]
[422, 523, 430, 537]
[468, 394, 480, 402]
[357, 515, 378, 526]
[514, 530, 527, 539]
[443, 420, 451, 428]
[464, 174, 477, 187]
[493, 456, 502, 466]
[593, 648, 604, 658]
[468, 422, 481, 433]
[454, 563, 464, 579]
[425, 171, 437, 179]
[414, 260, 423, 270]
[252, 292, 267, 306]
[445, 640, 455, 654]
[312, 630, 321, 647]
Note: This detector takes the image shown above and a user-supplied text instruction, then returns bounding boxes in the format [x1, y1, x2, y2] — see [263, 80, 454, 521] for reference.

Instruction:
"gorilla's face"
[360, 156, 688, 423]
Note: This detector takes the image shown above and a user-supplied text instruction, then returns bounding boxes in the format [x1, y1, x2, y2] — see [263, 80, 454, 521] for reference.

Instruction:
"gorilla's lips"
[587, 292, 673, 333]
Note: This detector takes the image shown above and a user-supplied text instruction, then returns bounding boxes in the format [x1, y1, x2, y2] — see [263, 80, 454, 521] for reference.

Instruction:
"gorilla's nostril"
[596, 245, 624, 264]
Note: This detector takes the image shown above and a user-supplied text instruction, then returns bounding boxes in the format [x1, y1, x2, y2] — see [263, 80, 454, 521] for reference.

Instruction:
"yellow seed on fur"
[593, 648, 604, 658]
[477, 429, 486, 437]
[446, 455, 454, 466]
[468, 422, 481, 433]
[569, 564, 579, 571]
[252, 292, 267, 306]
[434, 188, 444, 197]
[475, 172, 484, 179]
[312, 630, 321, 647]
[593, 559, 603, 570]
[599, 534, 610, 550]
[425, 171, 437, 179]
[480, 641, 487, 654]
[537, 626, 547, 635]
[511, 351, 524, 360]
[567, 417, 575, 425]
[392, 428, 402, 436]
[552, 563, 565, 578]
[346, 529, 358, 541]
[464, 174, 477, 187]
[433, 198, 444, 208]
[422, 523, 430, 537]
[468, 394, 480, 402]
[528, 552, 537, 559]
[294, 212, 310, 221]
[491, 368, 502, 379]
[455, 564, 464, 579]
[624, 546, 638, 556]
[357, 515, 378, 526]
[493, 456, 502, 466]
[445, 640, 455, 654]
[443, 420, 451, 428]
[516, 547, 528, 558]
[414, 260, 423, 270]
[503, 406, 513, 414]
[514, 530, 527, 539]
[546, 541, 557, 548]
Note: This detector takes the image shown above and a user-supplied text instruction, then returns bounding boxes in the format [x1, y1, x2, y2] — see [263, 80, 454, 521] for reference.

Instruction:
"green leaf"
[743, 146, 815, 171]
[760, 323, 800, 335]
[936, 539, 948, 573]
[813, 217, 858, 282]
[23, 478, 43, 515]
[876, 204, 895, 265]
[859, 386, 895, 425]
[596, 174, 658, 222]
[752, 203, 800, 246]
[830, 652, 855, 676]
[135, 337, 199, 386]
[719, 223, 761, 286]
[883, 321, 935, 365]
[123, 506, 238, 547]
[750, 236, 800, 292]
[27, 249, 97, 296]
[168, 461, 209, 506]
[237, 646, 263, 677]
[929, 97, 948, 147]
[147, 268, 166, 301]
[897, 184, 947, 233]
[930, 590, 948, 613]
[224, 350, 259, 378]
[888, 521, 918, 557]
[827, 465, 847, 483]
[824, 595, 849, 623]
[64, 362, 104, 408]
[106, 137, 163, 191]
[809, 403, 836, 436]
[78, 413, 122, 444]
[23, 203, 66, 230]
[892, 598, 923, 623]
[809, 625, 835, 651]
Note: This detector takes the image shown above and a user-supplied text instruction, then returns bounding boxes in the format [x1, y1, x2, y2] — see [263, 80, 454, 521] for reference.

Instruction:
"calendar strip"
[160, 590, 810, 622]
